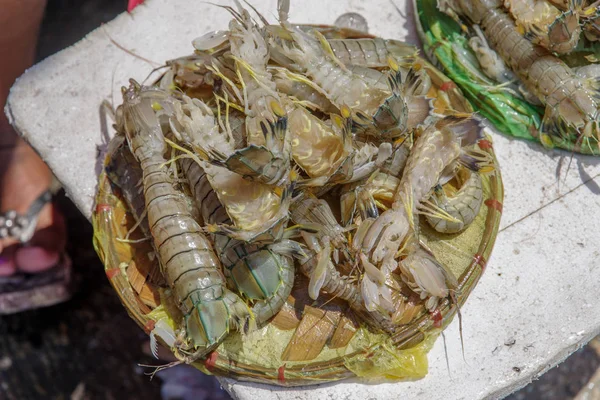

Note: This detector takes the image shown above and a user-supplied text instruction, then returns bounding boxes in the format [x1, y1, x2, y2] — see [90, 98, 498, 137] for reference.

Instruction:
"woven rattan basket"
[92, 28, 503, 386]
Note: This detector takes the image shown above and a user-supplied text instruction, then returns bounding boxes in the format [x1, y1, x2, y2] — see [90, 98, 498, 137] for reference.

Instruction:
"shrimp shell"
[327, 38, 417, 68]
[504, 0, 581, 54]
[425, 167, 483, 233]
[288, 107, 350, 179]
[120, 82, 250, 354]
[181, 158, 295, 327]
[443, 0, 600, 147]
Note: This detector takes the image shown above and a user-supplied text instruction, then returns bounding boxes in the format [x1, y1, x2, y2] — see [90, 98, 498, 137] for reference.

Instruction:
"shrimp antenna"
[203, 1, 244, 22]
[142, 63, 170, 86]
[241, 0, 269, 25]
[450, 291, 466, 363]
[441, 331, 452, 378]
[139, 360, 184, 380]
[110, 63, 118, 117]
[102, 25, 159, 66]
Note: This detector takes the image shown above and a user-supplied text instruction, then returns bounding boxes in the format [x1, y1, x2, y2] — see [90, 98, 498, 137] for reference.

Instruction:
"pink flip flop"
[0, 189, 73, 314]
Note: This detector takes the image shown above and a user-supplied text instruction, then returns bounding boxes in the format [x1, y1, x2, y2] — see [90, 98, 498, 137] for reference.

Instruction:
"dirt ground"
[1, 1, 598, 399]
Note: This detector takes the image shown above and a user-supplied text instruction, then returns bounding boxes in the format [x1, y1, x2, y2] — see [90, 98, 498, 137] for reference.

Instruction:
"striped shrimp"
[225, 1, 280, 135]
[119, 81, 250, 360]
[440, 0, 600, 151]
[339, 143, 410, 226]
[289, 196, 357, 302]
[200, 102, 292, 187]
[169, 95, 293, 244]
[351, 116, 483, 312]
[325, 36, 433, 102]
[546, 0, 600, 42]
[289, 195, 400, 333]
[269, 1, 430, 138]
[340, 152, 483, 234]
[271, 63, 433, 131]
[193, 2, 293, 187]
[425, 166, 483, 234]
[180, 156, 298, 327]
[504, 0, 581, 54]
[270, 31, 431, 119]
[326, 37, 417, 69]
[271, 66, 338, 113]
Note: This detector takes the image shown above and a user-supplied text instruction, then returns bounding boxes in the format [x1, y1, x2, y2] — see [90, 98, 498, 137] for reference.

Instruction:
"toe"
[0, 142, 67, 276]
[15, 247, 60, 273]
[0, 247, 17, 277]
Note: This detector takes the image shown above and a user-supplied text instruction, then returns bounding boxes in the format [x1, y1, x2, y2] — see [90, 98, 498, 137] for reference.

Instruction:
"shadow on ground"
[506, 343, 600, 400]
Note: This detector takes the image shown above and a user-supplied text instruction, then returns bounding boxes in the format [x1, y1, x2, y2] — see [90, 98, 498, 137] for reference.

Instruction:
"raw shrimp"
[326, 37, 417, 69]
[340, 150, 483, 234]
[545, 0, 600, 42]
[223, 2, 284, 141]
[325, 36, 433, 99]
[192, 3, 294, 187]
[269, 1, 431, 138]
[180, 157, 297, 327]
[339, 144, 410, 226]
[425, 167, 483, 233]
[352, 116, 483, 312]
[504, 0, 581, 54]
[119, 81, 250, 360]
[271, 66, 338, 113]
[439, 0, 600, 151]
[289, 195, 400, 333]
[169, 95, 293, 243]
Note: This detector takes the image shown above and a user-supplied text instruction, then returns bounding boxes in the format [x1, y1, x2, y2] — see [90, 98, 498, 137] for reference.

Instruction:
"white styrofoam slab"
[5, 0, 600, 399]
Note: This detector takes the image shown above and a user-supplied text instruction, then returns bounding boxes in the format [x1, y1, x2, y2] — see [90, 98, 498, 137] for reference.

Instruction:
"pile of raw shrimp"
[438, 0, 600, 152]
[113, 1, 492, 357]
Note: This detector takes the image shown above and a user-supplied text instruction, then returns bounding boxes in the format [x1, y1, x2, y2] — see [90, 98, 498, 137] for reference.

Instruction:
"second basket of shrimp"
[92, 0, 503, 386]
[415, 0, 600, 155]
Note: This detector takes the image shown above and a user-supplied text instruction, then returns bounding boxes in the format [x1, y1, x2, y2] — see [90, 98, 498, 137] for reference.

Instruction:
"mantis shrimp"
[439, 0, 600, 151]
[351, 116, 486, 312]
[269, 0, 432, 139]
[118, 81, 251, 361]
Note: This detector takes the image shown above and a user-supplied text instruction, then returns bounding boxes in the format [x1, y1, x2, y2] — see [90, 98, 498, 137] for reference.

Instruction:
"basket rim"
[92, 36, 504, 386]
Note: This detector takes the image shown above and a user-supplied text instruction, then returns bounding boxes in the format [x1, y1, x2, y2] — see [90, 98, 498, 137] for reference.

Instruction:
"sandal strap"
[0, 190, 53, 243]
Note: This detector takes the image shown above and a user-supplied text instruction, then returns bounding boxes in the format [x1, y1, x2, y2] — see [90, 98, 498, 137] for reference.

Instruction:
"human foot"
[0, 140, 67, 277]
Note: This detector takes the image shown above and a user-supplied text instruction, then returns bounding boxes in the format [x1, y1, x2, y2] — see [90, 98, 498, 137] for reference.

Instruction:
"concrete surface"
[5, 0, 600, 399]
